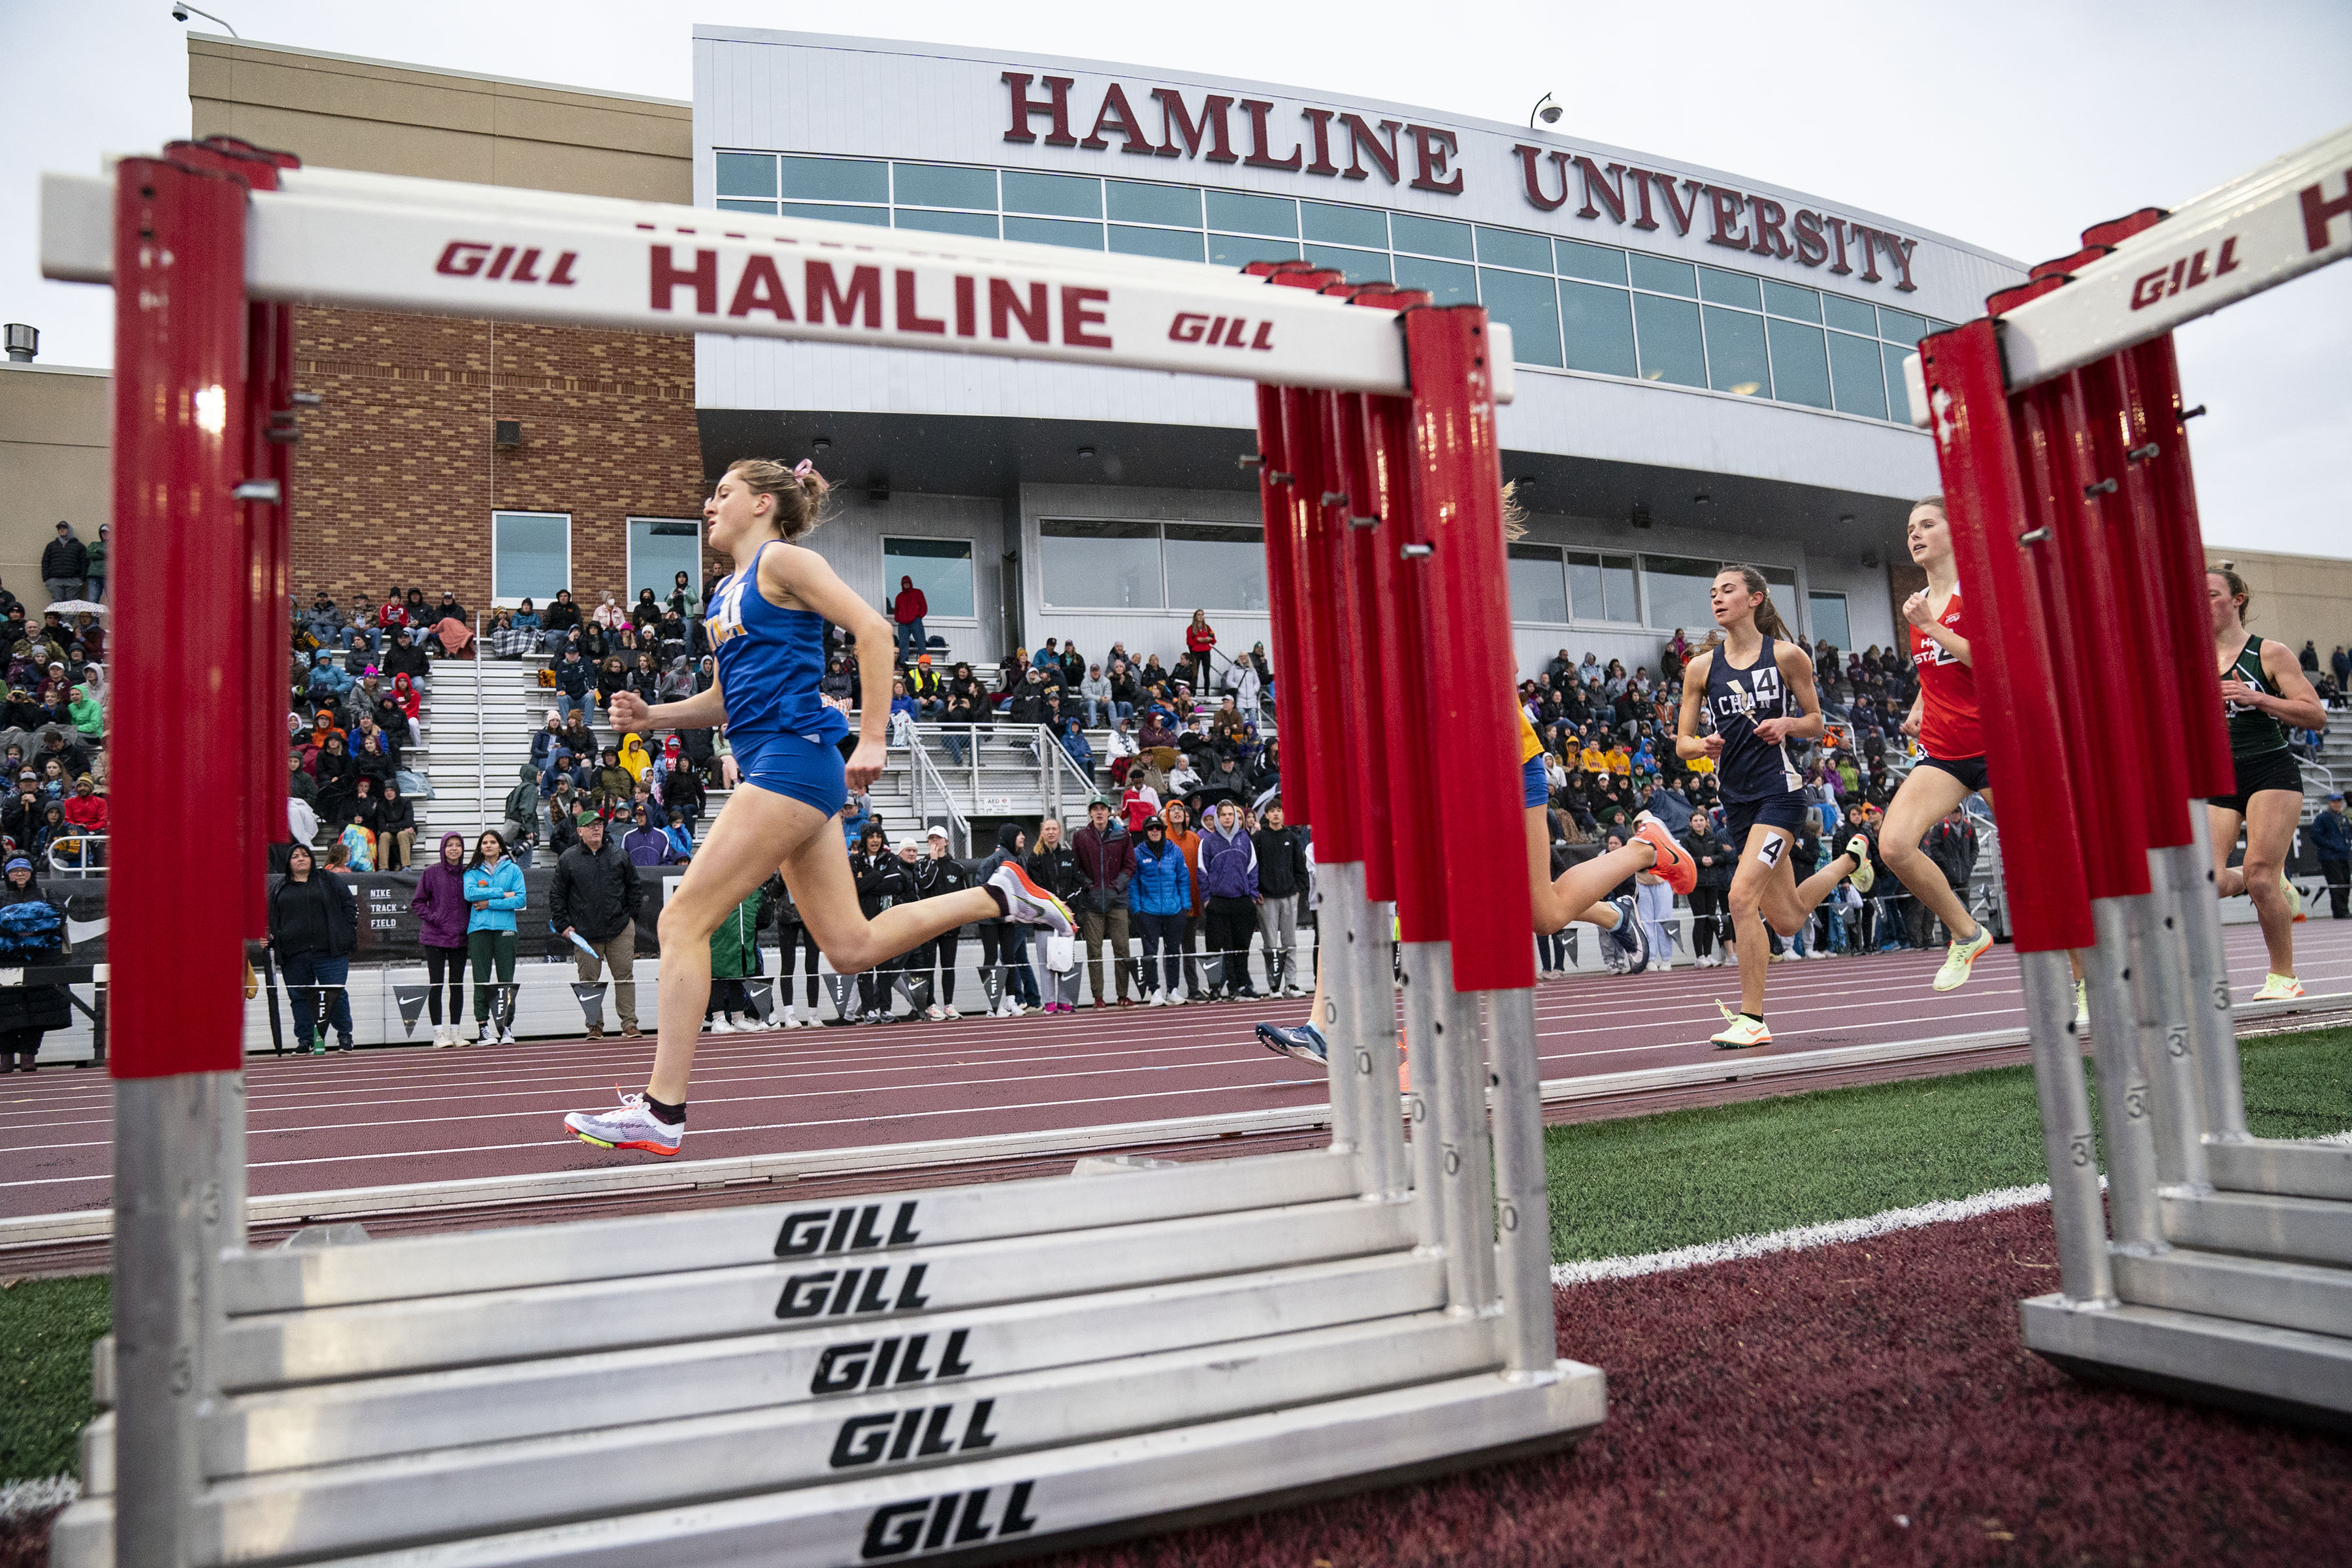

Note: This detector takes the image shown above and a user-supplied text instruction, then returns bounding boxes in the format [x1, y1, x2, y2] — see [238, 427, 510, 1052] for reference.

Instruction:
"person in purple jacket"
[1197, 799, 1261, 1000]
[409, 832, 472, 1047]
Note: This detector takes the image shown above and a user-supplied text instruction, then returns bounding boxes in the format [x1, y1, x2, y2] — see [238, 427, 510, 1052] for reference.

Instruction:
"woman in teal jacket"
[463, 829, 528, 1043]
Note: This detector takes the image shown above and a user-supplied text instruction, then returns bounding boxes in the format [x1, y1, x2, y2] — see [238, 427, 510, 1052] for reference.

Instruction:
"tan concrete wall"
[2205, 547, 2352, 672]
[0, 364, 108, 606]
[188, 35, 689, 201]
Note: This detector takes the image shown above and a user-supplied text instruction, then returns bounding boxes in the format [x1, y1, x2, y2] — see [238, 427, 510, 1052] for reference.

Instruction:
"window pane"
[1627, 253, 1697, 297]
[1164, 524, 1267, 612]
[1110, 224, 1205, 262]
[493, 512, 568, 604]
[1002, 170, 1101, 218]
[1808, 591, 1851, 653]
[716, 199, 776, 216]
[1005, 216, 1103, 250]
[1601, 554, 1639, 622]
[1703, 305, 1770, 396]
[1759, 565, 1797, 589]
[1560, 281, 1637, 378]
[779, 156, 887, 203]
[896, 208, 998, 238]
[893, 163, 995, 210]
[628, 519, 702, 607]
[1821, 293, 1877, 335]
[1041, 521, 1160, 610]
[715, 153, 777, 199]
[1565, 554, 1603, 622]
[883, 536, 975, 619]
[1204, 190, 1296, 237]
[1479, 268, 1561, 367]
[781, 202, 887, 226]
[1303, 243, 1388, 281]
[1301, 201, 1386, 248]
[1766, 318, 1833, 410]
[1763, 280, 1820, 321]
[1642, 555, 1721, 633]
[1477, 227, 1550, 272]
[1107, 181, 1201, 227]
[1507, 543, 1568, 623]
[1878, 307, 1928, 346]
[1556, 239, 1627, 285]
[1209, 234, 1299, 267]
[1697, 267, 1762, 310]
[1827, 331, 1888, 419]
[1390, 212, 1473, 259]
[1633, 293, 1705, 386]
[1882, 342, 1916, 424]
[1394, 254, 1476, 305]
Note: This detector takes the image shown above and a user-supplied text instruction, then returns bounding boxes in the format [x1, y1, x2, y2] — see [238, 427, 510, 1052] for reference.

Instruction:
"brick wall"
[288, 306, 706, 615]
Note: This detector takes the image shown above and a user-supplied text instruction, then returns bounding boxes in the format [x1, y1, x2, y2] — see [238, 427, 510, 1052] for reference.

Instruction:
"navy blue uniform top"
[705, 538, 851, 749]
[1703, 634, 1803, 804]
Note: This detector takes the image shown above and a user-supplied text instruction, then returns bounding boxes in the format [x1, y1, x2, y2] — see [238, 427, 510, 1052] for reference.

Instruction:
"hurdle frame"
[44, 137, 1593, 1565]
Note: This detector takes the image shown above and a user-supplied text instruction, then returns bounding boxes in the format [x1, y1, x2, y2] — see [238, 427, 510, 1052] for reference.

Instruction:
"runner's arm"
[771, 543, 894, 782]
[1754, 644, 1828, 745]
[2251, 641, 2330, 732]
[612, 674, 725, 733]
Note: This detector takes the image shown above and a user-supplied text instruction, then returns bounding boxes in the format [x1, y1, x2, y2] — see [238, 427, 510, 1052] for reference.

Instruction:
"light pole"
[1529, 93, 1562, 130]
[171, 3, 240, 37]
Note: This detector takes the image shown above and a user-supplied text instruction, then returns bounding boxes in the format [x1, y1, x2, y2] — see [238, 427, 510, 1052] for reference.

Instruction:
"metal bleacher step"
[2161, 1190, 2352, 1267]
[2205, 1137, 2352, 1202]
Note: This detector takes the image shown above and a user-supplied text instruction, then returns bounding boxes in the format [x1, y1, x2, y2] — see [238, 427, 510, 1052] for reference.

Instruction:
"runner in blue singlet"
[563, 459, 1073, 1158]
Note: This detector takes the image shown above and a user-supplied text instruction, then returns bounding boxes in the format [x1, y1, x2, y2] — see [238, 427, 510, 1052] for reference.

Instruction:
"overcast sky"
[5, 1, 2347, 557]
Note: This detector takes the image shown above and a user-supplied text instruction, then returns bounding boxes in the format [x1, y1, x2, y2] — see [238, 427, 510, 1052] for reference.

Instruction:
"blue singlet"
[706, 539, 852, 814]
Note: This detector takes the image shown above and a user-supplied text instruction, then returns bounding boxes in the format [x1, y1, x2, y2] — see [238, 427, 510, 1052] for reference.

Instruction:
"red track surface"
[5, 922, 2349, 1221]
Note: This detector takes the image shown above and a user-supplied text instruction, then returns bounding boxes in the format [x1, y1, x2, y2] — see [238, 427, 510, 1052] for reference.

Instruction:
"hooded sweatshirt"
[1198, 820, 1259, 900]
[410, 834, 470, 948]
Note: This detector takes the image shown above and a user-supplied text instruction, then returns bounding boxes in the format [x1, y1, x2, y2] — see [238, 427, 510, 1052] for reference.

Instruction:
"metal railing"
[46, 834, 106, 875]
[1041, 725, 1094, 823]
[904, 736, 972, 857]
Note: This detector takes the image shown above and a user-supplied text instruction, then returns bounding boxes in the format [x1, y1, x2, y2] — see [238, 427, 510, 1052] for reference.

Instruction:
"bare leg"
[1877, 765, 1978, 941]
[1525, 806, 1654, 932]
[1726, 826, 1797, 1017]
[2225, 791, 2302, 977]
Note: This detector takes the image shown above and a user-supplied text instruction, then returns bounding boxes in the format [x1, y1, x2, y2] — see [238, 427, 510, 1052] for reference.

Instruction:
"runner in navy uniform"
[1676, 566, 1872, 1048]
[563, 460, 1072, 1156]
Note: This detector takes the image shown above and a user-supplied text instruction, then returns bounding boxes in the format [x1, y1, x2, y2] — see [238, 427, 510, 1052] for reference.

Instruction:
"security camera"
[1539, 104, 1563, 125]
[172, 5, 189, 18]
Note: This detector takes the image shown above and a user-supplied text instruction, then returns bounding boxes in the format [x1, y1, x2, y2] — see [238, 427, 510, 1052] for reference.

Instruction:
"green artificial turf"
[1544, 1025, 2352, 1264]
[0, 1273, 108, 1483]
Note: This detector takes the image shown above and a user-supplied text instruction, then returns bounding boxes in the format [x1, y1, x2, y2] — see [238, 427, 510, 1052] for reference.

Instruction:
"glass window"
[1827, 331, 1889, 419]
[715, 153, 777, 199]
[1477, 227, 1551, 272]
[1165, 524, 1268, 612]
[1808, 591, 1851, 653]
[1627, 253, 1697, 297]
[1111, 224, 1205, 263]
[1002, 170, 1102, 218]
[1633, 293, 1706, 386]
[883, 536, 976, 620]
[1301, 201, 1387, 248]
[779, 156, 887, 203]
[1703, 306, 1771, 396]
[1641, 555, 1725, 632]
[1209, 234, 1299, 267]
[1303, 244, 1388, 282]
[1566, 551, 1640, 622]
[492, 512, 569, 604]
[1203, 190, 1296, 238]
[1762, 280, 1820, 321]
[1005, 216, 1103, 250]
[1560, 280, 1638, 378]
[1390, 212, 1473, 259]
[894, 163, 995, 210]
[897, 209, 998, 238]
[1107, 181, 1201, 227]
[782, 202, 886, 226]
[627, 519, 702, 608]
[1697, 267, 1762, 310]
[1041, 521, 1161, 610]
[1478, 269, 1561, 367]
[1878, 307, 1929, 346]
[1766, 318, 1833, 410]
[716, 199, 776, 216]
[1394, 254, 1476, 305]
[1882, 342, 1918, 425]
[1759, 565, 1797, 590]
[1507, 543, 1569, 623]
[1821, 293, 1877, 335]
[1556, 239, 1627, 285]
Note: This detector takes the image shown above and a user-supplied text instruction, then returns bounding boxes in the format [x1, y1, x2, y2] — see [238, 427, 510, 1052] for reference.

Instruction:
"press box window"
[1565, 551, 1639, 623]
[1041, 520, 1161, 610]
[1808, 591, 1852, 653]
[1507, 544, 1569, 624]
[627, 519, 702, 610]
[883, 537, 976, 621]
[492, 512, 570, 606]
[1164, 524, 1267, 613]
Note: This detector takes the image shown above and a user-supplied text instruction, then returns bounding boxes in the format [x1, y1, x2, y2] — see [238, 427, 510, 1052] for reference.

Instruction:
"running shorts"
[732, 729, 849, 817]
[1722, 790, 1808, 853]
[1523, 755, 1549, 809]
[2211, 747, 2302, 819]
[1914, 753, 1991, 794]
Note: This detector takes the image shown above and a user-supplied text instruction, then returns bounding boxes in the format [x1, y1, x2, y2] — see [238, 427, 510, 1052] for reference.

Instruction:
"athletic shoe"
[1709, 1000, 1771, 1050]
[2253, 973, 2305, 1002]
[989, 863, 1075, 936]
[707, 1015, 740, 1034]
[944, 1005, 964, 1020]
[923, 1005, 947, 1022]
[1282, 983, 1307, 998]
[433, 1025, 455, 1049]
[1844, 836, 1876, 894]
[1633, 813, 1697, 894]
[1256, 1020, 1328, 1064]
[2074, 981, 2090, 1032]
[2285, 876, 2307, 924]
[1609, 895, 1648, 974]
[1932, 924, 1995, 993]
[564, 1091, 683, 1157]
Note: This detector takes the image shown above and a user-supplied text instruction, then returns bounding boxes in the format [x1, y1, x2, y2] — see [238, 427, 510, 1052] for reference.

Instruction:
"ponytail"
[724, 458, 832, 542]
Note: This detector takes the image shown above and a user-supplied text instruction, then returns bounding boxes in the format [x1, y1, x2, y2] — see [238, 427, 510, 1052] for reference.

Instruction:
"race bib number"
[1754, 834, 1786, 869]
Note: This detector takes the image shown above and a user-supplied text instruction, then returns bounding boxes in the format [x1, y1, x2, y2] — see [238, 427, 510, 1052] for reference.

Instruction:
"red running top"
[1910, 589, 1983, 762]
